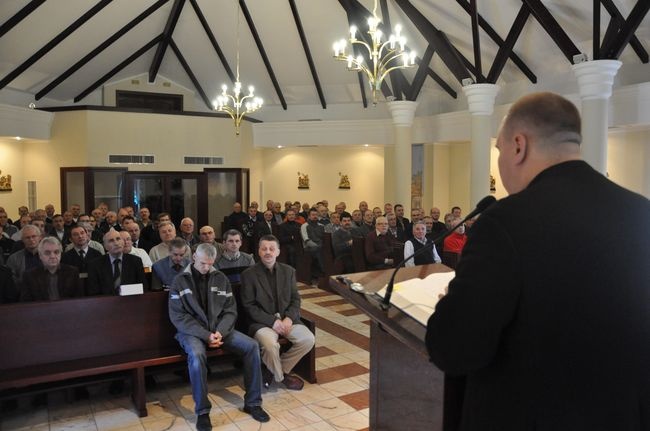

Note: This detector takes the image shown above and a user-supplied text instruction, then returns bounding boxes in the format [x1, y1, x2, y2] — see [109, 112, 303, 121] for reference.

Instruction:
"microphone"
[380, 195, 497, 310]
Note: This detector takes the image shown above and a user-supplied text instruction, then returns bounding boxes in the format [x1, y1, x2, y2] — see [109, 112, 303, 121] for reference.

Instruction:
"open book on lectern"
[376, 271, 456, 326]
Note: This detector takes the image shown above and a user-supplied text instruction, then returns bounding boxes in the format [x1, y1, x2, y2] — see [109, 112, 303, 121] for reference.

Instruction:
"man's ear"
[513, 133, 528, 164]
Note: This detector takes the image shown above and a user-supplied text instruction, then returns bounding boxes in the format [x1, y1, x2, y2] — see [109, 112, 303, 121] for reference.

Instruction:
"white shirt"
[130, 246, 153, 269]
[403, 237, 441, 267]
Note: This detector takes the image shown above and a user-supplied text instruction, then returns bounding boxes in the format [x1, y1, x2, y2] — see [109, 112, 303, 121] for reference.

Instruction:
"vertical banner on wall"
[411, 144, 423, 209]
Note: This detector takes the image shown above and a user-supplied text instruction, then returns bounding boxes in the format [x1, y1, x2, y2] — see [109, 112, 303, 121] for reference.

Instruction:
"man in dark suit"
[253, 210, 275, 247]
[240, 235, 315, 391]
[21, 237, 82, 301]
[426, 92, 650, 431]
[62, 225, 103, 295]
[0, 264, 18, 303]
[87, 229, 146, 296]
[364, 216, 396, 269]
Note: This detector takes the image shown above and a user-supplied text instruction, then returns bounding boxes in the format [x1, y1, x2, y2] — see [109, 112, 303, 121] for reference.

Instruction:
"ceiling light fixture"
[214, 0, 263, 135]
[332, 0, 416, 105]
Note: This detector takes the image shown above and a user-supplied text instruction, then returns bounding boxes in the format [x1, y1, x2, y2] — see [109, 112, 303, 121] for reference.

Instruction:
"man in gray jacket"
[168, 243, 269, 430]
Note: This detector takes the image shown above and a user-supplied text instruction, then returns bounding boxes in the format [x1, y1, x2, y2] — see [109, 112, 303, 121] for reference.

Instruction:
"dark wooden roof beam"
[148, 0, 185, 83]
[600, 0, 650, 61]
[455, 0, 536, 83]
[357, 72, 368, 108]
[188, 0, 235, 84]
[394, 0, 471, 84]
[469, 0, 483, 82]
[379, 0, 406, 99]
[169, 38, 212, 110]
[487, 5, 530, 83]
[521, 0, 581, 63]
[408, 45, 435, 101]
[0, 0, 46, 39]
[75, 34, 163, 102]
[593, 0, 601, 60]
[36, 0, 170, 100]
[0, 0, 113, 91]
[600, 0, 648, 62]
[288, 0, 326, 109]
[240, 0, 287, 110]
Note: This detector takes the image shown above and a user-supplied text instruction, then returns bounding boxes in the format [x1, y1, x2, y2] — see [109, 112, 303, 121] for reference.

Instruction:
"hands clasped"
[208, 331, 223, 348]
[272, 317, 293, 336]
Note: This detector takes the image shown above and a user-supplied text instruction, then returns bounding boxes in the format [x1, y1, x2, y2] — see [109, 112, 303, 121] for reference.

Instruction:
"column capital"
[462, 83, 500, 116]
[572, 59, 622, 100]
[387, 100, 418, 127]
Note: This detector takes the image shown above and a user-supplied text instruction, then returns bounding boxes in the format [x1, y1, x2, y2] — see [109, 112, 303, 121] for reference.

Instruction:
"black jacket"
[426, 161, 650, 431]
[87, 253, 146, 295]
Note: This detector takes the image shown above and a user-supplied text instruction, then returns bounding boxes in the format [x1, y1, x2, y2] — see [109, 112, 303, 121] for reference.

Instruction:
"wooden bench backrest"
[0, 292, 176, 371]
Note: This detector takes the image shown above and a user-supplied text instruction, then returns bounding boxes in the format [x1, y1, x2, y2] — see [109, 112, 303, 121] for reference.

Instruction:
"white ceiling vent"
[109, 154, 154, 164]
[184, 156, 224, 165]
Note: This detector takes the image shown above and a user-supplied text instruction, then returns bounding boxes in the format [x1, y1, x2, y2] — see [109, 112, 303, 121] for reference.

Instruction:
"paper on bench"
[119, 283, 144, 296]
[376, 271, 455, 326]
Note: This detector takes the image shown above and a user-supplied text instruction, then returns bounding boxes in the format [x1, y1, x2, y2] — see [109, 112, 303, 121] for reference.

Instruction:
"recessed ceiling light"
[15, 136, 21, 141]
[277, 145, 283, 149]
[364, 144, 369, 147]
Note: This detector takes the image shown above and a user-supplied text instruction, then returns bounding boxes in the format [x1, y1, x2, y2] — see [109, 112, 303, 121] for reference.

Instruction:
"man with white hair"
[149, 221, 190, 263]
[6, 225, 42, 287]
[403, 221, 441, 267]
[21, 237, 82, 301]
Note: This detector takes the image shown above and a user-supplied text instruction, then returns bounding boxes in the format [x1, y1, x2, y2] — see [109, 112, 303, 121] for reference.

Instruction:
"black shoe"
[243, 405, 270, 423]
[196, 413, 212, 431]
[261, 365, 274, 389]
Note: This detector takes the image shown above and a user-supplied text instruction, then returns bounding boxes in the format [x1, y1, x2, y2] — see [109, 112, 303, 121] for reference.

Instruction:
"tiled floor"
[0, 283, 371, 431]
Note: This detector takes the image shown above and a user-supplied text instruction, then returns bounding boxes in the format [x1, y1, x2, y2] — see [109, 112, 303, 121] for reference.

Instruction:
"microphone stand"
[380, 195, 496, 311]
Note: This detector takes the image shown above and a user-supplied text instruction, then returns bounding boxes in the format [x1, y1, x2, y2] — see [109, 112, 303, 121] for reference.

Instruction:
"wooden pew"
[0, 291, 316, 416]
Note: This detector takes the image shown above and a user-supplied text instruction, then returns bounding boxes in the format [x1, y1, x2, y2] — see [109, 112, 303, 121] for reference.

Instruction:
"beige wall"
[608, 129, 649, 197]
[448, 142, 471, 214]
[0, 138, 27, 218]
[258, 146, 385, 209]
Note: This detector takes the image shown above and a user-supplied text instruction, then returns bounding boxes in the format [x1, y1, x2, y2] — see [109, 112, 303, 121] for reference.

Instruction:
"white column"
[572, 59, 622, 174]
[387, 101, 418, 214]
[462, 83, 500, 208]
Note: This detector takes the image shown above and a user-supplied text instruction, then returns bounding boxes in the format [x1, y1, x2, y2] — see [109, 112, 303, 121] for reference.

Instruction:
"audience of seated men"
[386, 212, 407, 243]
[64, 222, 105, 255]
[193, 225, 226, 258]
[301, 208, 325, 275]
[443, 216, 468, 254]
[120, 230, 152, 272]
[149, 221, 190, 263]
[62, 224, 103, 294]
[324, 212, 341, 234]
[0, 209, 18, 238]
[21, 237, 82, 302]
[278, 209, 301, 267]
[87, 229, 146, 296]
[48, 214, 70, 246]
[241, 235, 315, 391]
[215, 229, 255, 270]
[226, 202, 248, 232]
[404, 221, 442, 267]
[179, 217, 200, 249]
[151, 238, 190, 291]
[353, 210, 375, 238]
[332, 215, 355, 273]
[364, 216, 396, 270]
[253, 210, 275, 249]
[6, 225, 43, 287]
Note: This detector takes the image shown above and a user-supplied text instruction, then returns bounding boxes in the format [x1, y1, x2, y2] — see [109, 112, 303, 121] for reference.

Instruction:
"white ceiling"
[0, 0, 648, 122]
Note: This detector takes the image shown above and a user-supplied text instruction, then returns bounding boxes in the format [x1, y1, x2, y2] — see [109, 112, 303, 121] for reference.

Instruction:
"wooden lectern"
[329, 264, 463, 431]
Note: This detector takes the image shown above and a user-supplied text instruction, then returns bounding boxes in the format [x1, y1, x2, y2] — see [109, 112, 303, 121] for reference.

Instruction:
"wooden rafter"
[36, 0, 170, 100]
[189, 0, 235, 84]
[0, 0, 113, 91]
[240, 0, 287, 110]
[487, 5, 530, 83]
[169, 39, 212, 110]
[148, 0, 185, 83]
[600, 0, 650, 60]
[521, 0, 580, 63]
[469, 0, 482, 82]
[289, 0, 326, 109]
[409, 45, 435, 101]
[75, 35, 163, 102]
[0, 0, 46, 39]
[600, 0, 648, 63]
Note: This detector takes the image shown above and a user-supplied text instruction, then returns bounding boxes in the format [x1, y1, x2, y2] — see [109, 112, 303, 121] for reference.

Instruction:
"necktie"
[79, 249, 85, 260]
[173, 263, 181, 272]
[113, 258, 121, 292]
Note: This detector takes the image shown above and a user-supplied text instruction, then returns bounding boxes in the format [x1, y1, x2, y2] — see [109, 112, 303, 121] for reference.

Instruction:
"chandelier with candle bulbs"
[333, 0, 416, 105]
[214, 1, 262, 135]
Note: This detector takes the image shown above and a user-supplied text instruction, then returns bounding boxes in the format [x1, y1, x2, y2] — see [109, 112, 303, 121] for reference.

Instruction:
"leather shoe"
[196, 413, 212, 431]
[261, 365, 274, 388]
[243, 405, 270, 422]
[282, 374, 304, 391]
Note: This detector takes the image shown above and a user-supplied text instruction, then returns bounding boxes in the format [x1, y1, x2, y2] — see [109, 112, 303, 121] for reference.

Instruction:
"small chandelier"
[333, 0, 416, 105]
[214, 1, 262, 135]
